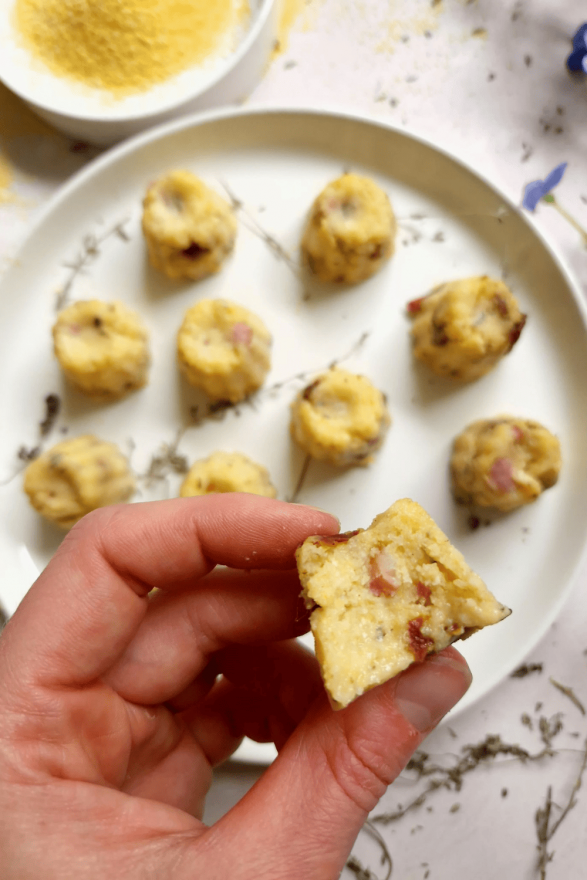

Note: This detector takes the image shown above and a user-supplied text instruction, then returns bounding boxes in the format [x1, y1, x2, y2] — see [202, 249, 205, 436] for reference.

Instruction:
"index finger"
[0, 495, 339, 690]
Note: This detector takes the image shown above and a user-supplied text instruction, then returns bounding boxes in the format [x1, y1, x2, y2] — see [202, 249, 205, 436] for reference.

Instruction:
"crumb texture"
[290, 367, 390, 467]
[296, 498, 510, 709]
[53, 299, 150, 399]
[142, 171, 236, 281]
[177, 298, 271, 402]
[409, 276, 526, 381]
[23, 434, 135, 529]
[301, 173, 396, 283]
[451, 416, 561, 511]
[180, 451, 277, 498]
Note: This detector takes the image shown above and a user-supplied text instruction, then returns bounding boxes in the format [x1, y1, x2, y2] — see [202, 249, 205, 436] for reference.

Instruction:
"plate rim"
[3, 103, 587, 764]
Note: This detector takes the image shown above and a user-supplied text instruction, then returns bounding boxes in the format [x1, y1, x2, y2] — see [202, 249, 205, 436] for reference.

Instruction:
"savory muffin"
[53, 300, 149, 399]
[142, 170, 237, 281]
[177, 298, 272, 403]
[180, 451, 277, 498]
[450, 416, 561, 512]
[296, 498, 510, 709]
[290, 367, 390, 467]
[301, 173, 396, 283]
[408, 276, 526, 381]
[23, 434, 135, 529]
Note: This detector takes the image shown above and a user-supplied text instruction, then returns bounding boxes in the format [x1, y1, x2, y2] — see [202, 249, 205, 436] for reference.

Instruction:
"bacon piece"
[231, 322, 253, 345]
[317, 529, 360, 546]
[507, 315, 527, 350]
[369, 549, 398, 597]
[416, 581, 432, 606]
[489, 457, 515, 492]
[407, 296, 426, 313]
[512, 424, 524, 442]
[408, 617, 434, 662]
[493, 294, 509, 318]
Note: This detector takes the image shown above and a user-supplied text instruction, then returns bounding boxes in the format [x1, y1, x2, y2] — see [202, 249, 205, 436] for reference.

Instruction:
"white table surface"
[1, 1, 586, 877]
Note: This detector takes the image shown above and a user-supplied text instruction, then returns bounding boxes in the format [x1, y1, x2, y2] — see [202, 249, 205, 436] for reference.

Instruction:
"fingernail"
[394, 652, 472, 733]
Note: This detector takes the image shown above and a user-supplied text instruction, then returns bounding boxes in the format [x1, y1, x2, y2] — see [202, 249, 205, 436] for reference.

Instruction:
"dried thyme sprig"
[373, 729, 561, 826]
[549, 679, 586, 715]
[139, 430, 189, 488]
[346, 820, 393, 880]
[511, 663, 543, 678]
[288, 454, 312, 504]
[219, 181, 300, 275]
[1, 393, 62, 486]
[263, 331, 371, 399]
[535, 738, 587, 879]
[55, 218, 130, 310]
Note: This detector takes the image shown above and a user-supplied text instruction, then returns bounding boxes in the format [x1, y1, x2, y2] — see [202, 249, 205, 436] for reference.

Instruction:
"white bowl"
[0, 0, 277, 145]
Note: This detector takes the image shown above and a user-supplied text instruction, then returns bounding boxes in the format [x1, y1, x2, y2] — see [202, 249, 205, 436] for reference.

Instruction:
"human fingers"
[177, 639, 324, 766]
[104, 569, 311, 704]
[0, 495, 338, 693]
[187, 647, 471, 880]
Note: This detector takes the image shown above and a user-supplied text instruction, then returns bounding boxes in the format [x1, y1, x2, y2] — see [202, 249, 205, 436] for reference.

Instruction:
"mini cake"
[450, 416, 561, 512]
[52, 300, 150, 399]
[180, 451, 277, 498]
[177, 298, 272, 403]
[290, 367, 390, 467]
[23, 434, 135, 529]
[408, 276, 526, 382]
[142, 170, 237, 281]
[301, 173, 396, 283]
[296, 498, 510, 709]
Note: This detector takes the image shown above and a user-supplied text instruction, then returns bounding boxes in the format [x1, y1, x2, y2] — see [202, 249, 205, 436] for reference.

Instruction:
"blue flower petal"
[522, 163, 568, 212]
[567, 47, 587, 72]
[572, 23, 587, 51]
[542, 162, 568, 191]
[522, 180, 548, 212]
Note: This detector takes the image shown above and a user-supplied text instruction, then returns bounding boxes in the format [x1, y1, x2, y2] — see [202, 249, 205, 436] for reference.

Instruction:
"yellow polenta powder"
[14, 0, 248, 96]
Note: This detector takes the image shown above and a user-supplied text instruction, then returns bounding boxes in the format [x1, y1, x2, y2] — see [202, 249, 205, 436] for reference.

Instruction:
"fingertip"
[392, 649, 472, 735]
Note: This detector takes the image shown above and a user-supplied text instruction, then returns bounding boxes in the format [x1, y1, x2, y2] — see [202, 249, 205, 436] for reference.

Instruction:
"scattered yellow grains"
[0, 152, 14, 204]
[14, 0, 249, 96]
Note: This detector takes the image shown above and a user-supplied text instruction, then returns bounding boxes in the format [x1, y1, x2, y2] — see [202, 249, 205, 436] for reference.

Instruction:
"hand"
[0, 495, 471, 879]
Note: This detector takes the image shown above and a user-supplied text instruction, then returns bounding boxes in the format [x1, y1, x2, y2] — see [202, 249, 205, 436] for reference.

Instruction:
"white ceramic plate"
[1, 107, 587, 765]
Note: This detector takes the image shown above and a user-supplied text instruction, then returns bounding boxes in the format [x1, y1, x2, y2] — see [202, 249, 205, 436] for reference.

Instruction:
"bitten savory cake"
[451, 416, 562, 512]
[23, 435, 135, 529]
[408, 276, 526, 382]
[180, 451, 277, 498]
[177, 298, 272, 403]
[301, 173, 396, 283]
[52, 300, 150, 399]
[290, 367, 391, 467]
[296, 498, 510, 709]
[142, 170, 237, 281]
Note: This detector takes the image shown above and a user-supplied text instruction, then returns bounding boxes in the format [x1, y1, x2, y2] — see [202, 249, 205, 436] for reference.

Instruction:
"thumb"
[203, 648, 470, 880]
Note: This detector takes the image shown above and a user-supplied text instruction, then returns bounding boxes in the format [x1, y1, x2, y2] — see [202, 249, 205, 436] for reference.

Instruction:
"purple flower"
[567, 23, 587, 72]
[522, 163, 567, 212]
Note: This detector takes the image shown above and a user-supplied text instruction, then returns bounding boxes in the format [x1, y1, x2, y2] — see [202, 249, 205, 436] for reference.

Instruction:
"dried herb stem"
[549, 678, 586, 715]
[535, 738, 587, 879]
[55, 218, 130, 310]
[219, 181, 300, 275]
[373, 730, 560, 826]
